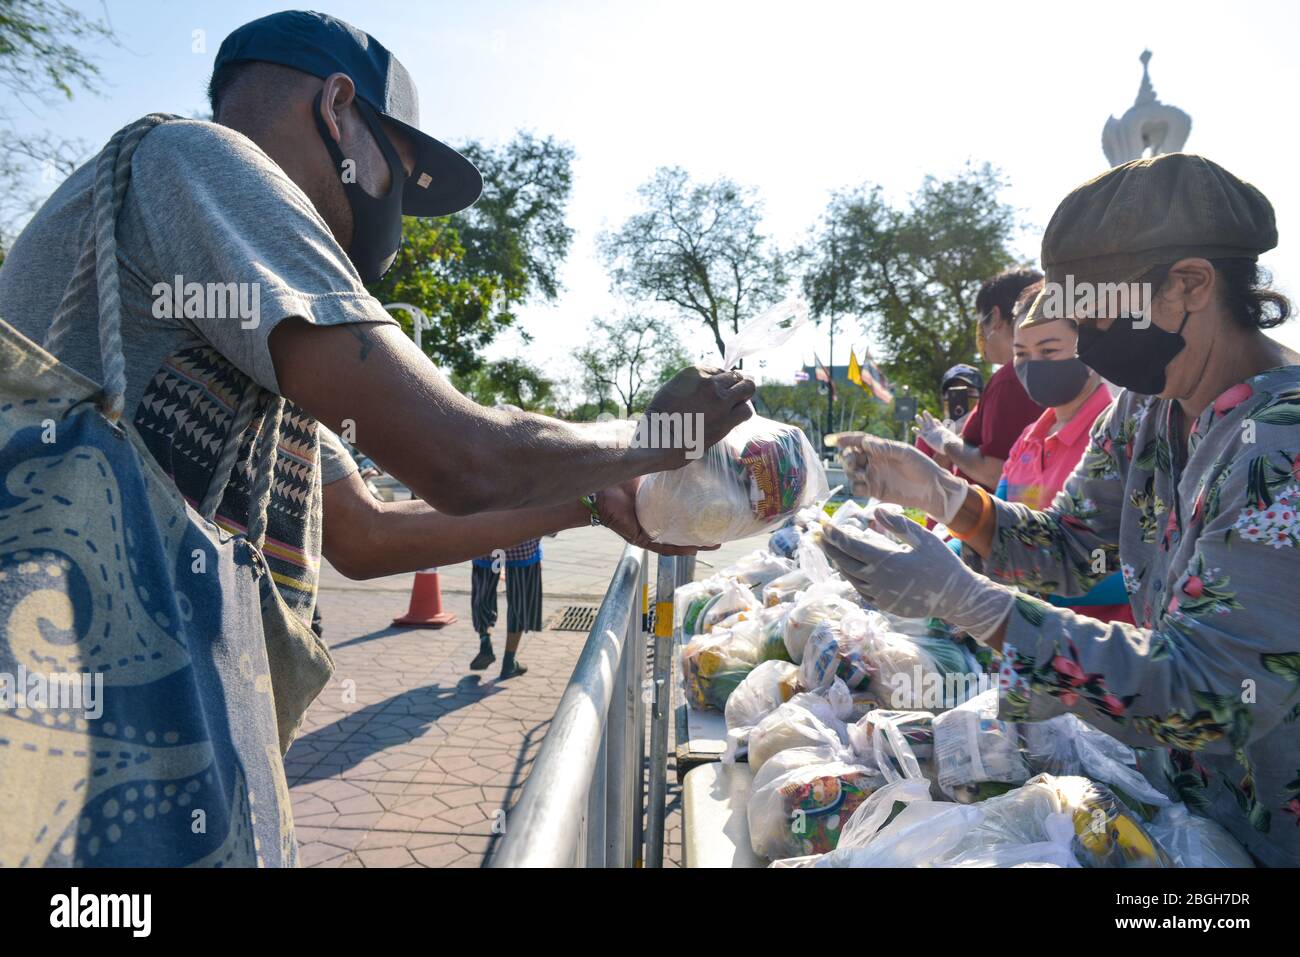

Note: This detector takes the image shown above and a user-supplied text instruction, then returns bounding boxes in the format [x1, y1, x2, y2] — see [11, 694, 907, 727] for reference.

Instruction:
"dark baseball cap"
[942, 364, 983, 391]
[214, 10, 482, 217]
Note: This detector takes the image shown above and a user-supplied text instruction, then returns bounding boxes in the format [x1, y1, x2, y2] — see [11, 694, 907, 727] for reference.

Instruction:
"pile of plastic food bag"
[666, 497, 1256, 868]
[635, 300, 830, 546]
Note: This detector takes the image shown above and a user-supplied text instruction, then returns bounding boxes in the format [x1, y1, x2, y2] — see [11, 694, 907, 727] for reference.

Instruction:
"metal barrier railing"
[491, 546, 692, 868]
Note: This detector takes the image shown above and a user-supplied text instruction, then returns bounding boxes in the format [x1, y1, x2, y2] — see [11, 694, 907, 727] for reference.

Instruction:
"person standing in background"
[469, 538, 543, 678]
[915, 269, 1045, 490]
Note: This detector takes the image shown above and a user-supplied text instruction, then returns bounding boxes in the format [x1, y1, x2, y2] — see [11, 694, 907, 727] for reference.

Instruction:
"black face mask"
[944, 386, 975, 421]
[1015, 357, 1092, 408]
[1076, 311, 1192, 395]
[313, 92, 407, 284]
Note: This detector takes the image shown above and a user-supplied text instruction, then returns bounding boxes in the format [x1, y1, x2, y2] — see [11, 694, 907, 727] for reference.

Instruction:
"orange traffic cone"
[392, 567, 458, 627]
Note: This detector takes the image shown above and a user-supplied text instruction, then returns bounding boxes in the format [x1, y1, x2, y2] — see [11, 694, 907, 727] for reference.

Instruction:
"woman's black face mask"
[1076, 310, 1192, 396]
[313, 92, 407, 285]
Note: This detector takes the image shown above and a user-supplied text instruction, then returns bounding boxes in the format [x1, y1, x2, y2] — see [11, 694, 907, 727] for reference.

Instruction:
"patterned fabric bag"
[0, 115, 333, 866]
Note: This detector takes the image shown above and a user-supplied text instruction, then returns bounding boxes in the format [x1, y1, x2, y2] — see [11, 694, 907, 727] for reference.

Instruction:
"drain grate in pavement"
[548, 605, 599, 632]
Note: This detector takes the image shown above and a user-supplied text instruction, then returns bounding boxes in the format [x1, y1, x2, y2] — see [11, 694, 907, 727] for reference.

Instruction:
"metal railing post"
[632, 559, 648, 866]
[491, 546, 644, 868]
[585, 724, 607, 867]
[645, 554, 676, 867]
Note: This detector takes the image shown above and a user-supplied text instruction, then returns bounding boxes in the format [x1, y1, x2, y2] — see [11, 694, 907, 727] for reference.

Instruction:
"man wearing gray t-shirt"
[0, 11, 748, 636]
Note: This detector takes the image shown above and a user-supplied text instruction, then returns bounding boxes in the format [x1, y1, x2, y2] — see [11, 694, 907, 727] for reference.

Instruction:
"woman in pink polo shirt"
[1001, 282, 1135, 624]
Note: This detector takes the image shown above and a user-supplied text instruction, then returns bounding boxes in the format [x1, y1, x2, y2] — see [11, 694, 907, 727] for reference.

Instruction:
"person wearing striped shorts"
[470, 539, 543, 678]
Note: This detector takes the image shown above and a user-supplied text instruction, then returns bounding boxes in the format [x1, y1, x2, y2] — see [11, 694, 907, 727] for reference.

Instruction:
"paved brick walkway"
[286, 527, 764, 868]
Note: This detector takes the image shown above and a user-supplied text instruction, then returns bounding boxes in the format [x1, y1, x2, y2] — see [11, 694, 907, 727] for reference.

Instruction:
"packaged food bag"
[798, 617, 877, 693]
[781, 588, 857, 663]
[816, 775, 1074, 868]
[854, 614, 981, 711]
[755, 604, 793, 662]
[679, 623, 763, 712]
[762, 567, 811, 607]
[861, 709, 936, 784]
[1147, 804, 1254, 868]
[635, 415, 828, 546]
[722, 659, 799, 762]
[696, 579, 760, 634]
[748, 692, 849, 773]
[932, 689, 1029, 802]
[722, 550, 795, 589]
[747, 757, 882, 859]
[767, 522, 802, 560]
[1020, 713, 1171, 809]
[1042, 774, 1171, 868]
[674, 577, 724, 636]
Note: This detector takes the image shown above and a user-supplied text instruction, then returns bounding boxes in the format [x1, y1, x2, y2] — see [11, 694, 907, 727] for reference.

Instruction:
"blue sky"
[16, 0, 1300, 386]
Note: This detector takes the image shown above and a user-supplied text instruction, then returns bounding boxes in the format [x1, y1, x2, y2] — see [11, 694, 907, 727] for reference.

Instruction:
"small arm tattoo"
[346, 323, 373, 362]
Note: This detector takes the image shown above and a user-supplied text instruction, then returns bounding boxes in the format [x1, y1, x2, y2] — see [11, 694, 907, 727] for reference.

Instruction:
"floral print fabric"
[979, 367, 1300, 867]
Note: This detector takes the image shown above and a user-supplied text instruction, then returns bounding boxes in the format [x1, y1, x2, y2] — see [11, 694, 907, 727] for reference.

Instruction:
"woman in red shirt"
[1000, 283, 1134, 624]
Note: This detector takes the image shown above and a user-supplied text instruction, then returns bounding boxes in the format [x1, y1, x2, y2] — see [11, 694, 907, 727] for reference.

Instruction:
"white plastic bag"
[674, 577, 724, 636]
[781, 588, 857, 663]
[1147, 804, 1254, 868]
[762, 567, 811, 607]
[635, 415, 828, 546]
[697, 578, 759, 634]
[722, 660, 798, 762]
[679, 623, 763, 712]
[721, 297, 811, 370]
[748, 693, 849, 773]
[1021, 713, 1172, 809]
[863, 709, 936, 784]
[798, 617, 877, 693]
[721, 550, 795, 589]
[746, 757, 881, 860]
[933, 688, 1030, 801]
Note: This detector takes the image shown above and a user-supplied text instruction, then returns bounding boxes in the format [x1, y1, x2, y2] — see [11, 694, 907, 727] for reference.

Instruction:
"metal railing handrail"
[491, 544, 647, 867]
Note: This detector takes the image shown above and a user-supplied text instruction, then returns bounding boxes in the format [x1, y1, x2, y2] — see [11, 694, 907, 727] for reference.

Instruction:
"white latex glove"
[817, 510, 1015, 644]
[914, 410, 964, 459]
[836, 432, 969, 525]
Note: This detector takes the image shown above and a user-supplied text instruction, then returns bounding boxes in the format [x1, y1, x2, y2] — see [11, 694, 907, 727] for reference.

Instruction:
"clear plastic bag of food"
[755, 603, 793, 663]
[747, 692, 849, 773]
[747, 757, 882, 860]
[798, 617, 877, 693]
[933, 688, 1030, 802]
[674, 577, 724, 636]
[1020, 713, 1172, 809]
[679, 623, 763, 712]
[1147, 804, 1254, 868]
[767, 522, 802, 560]
[635, 414, 829, 546]
[852, 611, 981, 711]
[696, 578, 760, 635]
[819, 774, 1077, 868]
[781, 588, 858, 664]
[861, 709, 936, 784]
[762, 567, 811, 607]
[722, 550, 795, 589]
[1042, 774, 1171, 868]
[722, 659, 799, 763]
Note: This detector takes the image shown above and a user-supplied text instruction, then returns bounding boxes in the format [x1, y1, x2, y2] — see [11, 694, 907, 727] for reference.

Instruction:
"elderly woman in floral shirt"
[822, 154, 1300, 866]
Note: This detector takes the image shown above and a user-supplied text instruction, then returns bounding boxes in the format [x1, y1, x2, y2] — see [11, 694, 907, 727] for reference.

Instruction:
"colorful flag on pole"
[794, 369, 810, 383]
[858, 348, 894, 403]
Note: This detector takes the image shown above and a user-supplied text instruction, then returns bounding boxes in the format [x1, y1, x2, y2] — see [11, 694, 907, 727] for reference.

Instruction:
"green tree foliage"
[805, 164, 1018, 412]
[599, 166, 788, 360]
[450, 356, 557, 413]
[368, 132, 575, 375]
[573, 313, 689, 418]
[0, 0, 114, 251]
